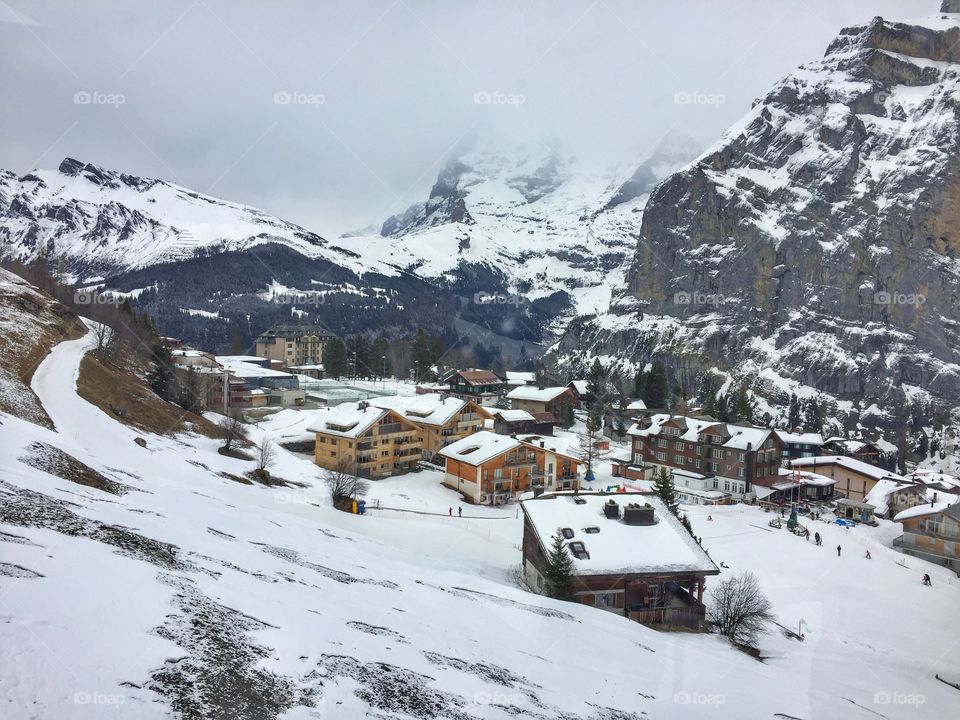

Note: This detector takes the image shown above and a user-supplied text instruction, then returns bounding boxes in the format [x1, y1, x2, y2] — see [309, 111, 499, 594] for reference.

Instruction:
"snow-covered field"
[1, 321, 959, 719]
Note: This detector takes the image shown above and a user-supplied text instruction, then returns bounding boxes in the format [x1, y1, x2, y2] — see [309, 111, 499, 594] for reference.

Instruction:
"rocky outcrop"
[557, 13, 960, 431]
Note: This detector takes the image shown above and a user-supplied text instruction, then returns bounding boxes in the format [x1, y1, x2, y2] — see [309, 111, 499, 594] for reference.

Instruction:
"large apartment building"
[308, 402, 422, 479]
[255, 325, 335, 367]
[628, 414, 783, 502]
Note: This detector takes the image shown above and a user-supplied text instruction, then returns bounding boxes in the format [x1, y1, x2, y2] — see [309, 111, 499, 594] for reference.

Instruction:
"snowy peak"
[604, 133, 701, 210]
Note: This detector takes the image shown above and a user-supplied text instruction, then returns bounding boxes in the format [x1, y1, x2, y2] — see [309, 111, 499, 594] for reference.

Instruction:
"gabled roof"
[307, 402, 393, 439]
[446, 369, 503, 386]
[506, 386, 571, 402]
[439, 430, 520, 465]
[489, 408, 536, 422]
[894, 498, 960, 522]
[790, 456, 905, 482]
[774, 430, 824, 445]
[568, 380, 589, 395]
[368, 393, 472, 427]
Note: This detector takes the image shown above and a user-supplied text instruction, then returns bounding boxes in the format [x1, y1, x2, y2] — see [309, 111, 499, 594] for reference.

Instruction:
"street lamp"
[381, 355, 387, 391]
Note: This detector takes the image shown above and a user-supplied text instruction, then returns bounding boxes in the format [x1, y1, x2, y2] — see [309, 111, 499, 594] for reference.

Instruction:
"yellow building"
[308, 402, 422, 479]
[369, 393, 492, 462]
[255, 325, 334, 367]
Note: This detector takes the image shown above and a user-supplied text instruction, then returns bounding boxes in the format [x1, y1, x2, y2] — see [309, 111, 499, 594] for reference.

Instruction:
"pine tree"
[586, 358, 607, 407]
[558, 396, 575, 428]
[148, 342, 176, 401]
[702, 389, 717, 418]
[680, 512, 695, 537]
[613, 409, 627, 440]
[633, 369, 647, 399]
[787, 393, 801, 429]
[654, 467, 680, 517]
[544, 530, 576, 600]
[322, 337, 349, 379]
[644, 362, 668, 409]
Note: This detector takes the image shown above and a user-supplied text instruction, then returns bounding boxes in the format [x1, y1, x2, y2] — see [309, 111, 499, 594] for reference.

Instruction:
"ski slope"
[1, 321, 958, 719]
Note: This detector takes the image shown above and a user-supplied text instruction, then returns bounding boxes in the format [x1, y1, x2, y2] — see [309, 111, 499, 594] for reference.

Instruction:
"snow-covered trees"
[325, 456, 368, 511]
[707, 571, 775, 646]
[543, 530, 575, 600]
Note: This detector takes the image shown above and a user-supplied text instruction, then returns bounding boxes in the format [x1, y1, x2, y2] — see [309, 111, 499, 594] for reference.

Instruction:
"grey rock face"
[557, 14, 960, 429]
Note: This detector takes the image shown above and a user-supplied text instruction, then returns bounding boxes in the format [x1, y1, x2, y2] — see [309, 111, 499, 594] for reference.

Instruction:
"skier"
[837, 545, 842, 557]
[814, 532, 821, 546]
[864, 550, 872, 559]
[922, 573, 932, 586]
[448, 507, 452, 516]
[458, 506, 462, 517]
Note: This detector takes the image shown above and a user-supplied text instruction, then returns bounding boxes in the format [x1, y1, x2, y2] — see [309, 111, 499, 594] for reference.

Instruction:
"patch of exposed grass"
[77, 353, 224, 439]
[18, 441, 129, 495]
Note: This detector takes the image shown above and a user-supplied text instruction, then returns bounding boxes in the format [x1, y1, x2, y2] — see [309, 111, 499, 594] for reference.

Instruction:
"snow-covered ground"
[1, 321, 959, 719]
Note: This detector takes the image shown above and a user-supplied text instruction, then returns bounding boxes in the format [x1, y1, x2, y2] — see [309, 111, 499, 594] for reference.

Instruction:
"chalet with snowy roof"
[520, 492, 720, 628]
[438, 430, 580, 504]
[893, 501, 960, 572]
[307, 401, 422, 479]
[822, 437, 884, 465]
[489, 408, 557, 436]
[367, 393, 491, 462]
[504, 371, 536, 389]
[627, 414, 782, 502]
[789, 456, 904, 503]
[754, 467, 837, 504]
[774, 430, 824, 462]
[440, 369, 506, 406]
[506, 385, 578, 417]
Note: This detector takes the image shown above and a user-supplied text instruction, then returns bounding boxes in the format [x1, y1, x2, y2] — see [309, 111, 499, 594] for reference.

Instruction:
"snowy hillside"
[555, 6, 960, 443]
[0, 158, 395, 281]
[2, 307, 959, 717]
[340, 134, 700, 328]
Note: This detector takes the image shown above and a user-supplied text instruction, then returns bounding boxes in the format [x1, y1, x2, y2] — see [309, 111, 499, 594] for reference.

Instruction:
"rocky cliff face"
[556, 11, 960, 431]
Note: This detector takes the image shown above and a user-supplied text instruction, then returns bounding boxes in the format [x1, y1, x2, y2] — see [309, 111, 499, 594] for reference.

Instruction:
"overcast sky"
[0, 0, 934, 236]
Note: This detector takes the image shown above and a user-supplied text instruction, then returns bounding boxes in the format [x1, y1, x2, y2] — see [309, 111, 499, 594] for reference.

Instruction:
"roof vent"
[603, 499, 620, 519]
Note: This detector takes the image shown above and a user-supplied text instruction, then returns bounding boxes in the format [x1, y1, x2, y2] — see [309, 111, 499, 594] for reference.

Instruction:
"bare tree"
[219, 414, 247, 452]
[707, 571, 775, 646]
[325, 456, 368, 511]
[574, 427, 610, 481]
[257, 435, 277, 473]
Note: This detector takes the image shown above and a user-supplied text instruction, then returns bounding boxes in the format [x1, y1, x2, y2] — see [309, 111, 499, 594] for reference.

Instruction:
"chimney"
[603, 499, 620, 519]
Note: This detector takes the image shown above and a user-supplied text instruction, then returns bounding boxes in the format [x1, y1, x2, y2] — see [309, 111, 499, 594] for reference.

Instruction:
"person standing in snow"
[458, 506, 462, 517]
[837, 545, 842, 557]
[922, 573, 932, 586]
[814, 532, 821, 546]
[448, 507, 452, 516]
[864, 550, 871, 559]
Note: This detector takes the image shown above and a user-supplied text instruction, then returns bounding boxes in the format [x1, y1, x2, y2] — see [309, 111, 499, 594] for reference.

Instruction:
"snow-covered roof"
[306, 402, 390, 439]
[824, 437, 878, 454]
[627, 413, 776, 450]
[504, 371, 535, 385]
[521, 492, 719, 576]
[777, 468, 836, 487]
[894, 499, 959, 523]
[516, 434, 579, 462]
[214, 355, 268, 364]
[790, 456, 904, 482]
[368, 393, 472, 427]
[439, 430, 520, 465]
[626, 399, 647, 410]
[775, 430, 823, 445]
[507, 386, 570, 402]
[488, 408, 536, 422]
[568, 380, 589, 395]
[217, 359, 294, 379]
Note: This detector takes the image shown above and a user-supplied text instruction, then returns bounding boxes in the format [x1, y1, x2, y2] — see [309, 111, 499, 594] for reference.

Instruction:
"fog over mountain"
[0, 0, 931, 236]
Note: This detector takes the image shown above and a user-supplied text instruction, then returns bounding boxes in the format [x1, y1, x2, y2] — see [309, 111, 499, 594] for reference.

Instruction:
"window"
[675, 441, 684, 451]
[737, 452, 745, 462]
[737, 467, 745, 478]
[658, 438, 669, 448]
[584, 526, 600, 534]
[568, 541, 589, 560]
[656, 451, 667, 462]
[675, 455, 685, 464]
[724, 481, 730, 492]
[595, 592, 616, 608]
[695, 459, 703, 468]
[561, 528, 575, 539]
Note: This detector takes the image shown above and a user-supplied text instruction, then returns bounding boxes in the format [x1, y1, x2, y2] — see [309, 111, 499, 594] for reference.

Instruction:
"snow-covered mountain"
[555, 6, 960, 440]
[0, 157, 394, 280]
[340, 134, 701, 331]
